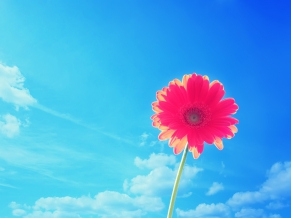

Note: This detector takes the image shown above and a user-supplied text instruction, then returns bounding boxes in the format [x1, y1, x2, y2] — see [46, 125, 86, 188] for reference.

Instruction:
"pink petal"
[214, 138, 224, 150]
[173, 136, 187, 154]
[190, 146, 201, 159]
[197, 76, 210, 102]
[158, 129, 175, 140]
[205, 81, 225, 107]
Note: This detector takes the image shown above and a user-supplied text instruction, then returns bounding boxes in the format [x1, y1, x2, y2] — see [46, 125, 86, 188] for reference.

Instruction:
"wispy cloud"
[0, 62, 133, 144]
[139, 132, 149, 146]
[34, 103, 134, 144]
[0, 183, 17, 189]
[0, 143, 95, 184]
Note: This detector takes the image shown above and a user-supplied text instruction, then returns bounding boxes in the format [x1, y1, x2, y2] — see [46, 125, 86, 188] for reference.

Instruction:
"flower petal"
[190, 146, 201, 159]
[169, 136, 179, 147]
[197, 76, 210, 102]
[229, 125, 238, 134]
[226, 125, 238, 139]
[205, 81, 225, 107]
[158, 101, 178, 114]
[166, 84, 187, 107]
[172, 78, 183, 86]
[210, 117, 239, 126]
[158, 125, 168, 131]
[193, 75, 204, 103]
[186, 74, 198, 102]
[152, 120, 160, 127]
[213, 125, 234, 138]
[198, 128, 215, 144]
[182, 74, 191, 87]
[196, 143, 204, 154]
[156, 91, 166, 101]
[172, 126, 189, 139]
[187, 130, 198, 146]
[212, 98, 238, 115]
[158, 129, 175, 140]
[158, 115, 180, 128]
[152, 102, 162, 113]
[214, 137, 224, 150]
[173, 136, 187, 154]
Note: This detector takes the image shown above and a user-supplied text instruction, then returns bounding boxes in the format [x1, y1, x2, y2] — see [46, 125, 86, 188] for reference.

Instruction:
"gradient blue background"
[0, 0, 290, 217]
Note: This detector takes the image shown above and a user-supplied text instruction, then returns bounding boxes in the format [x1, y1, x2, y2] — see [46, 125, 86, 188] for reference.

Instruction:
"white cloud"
[23, 211, 81, 218]
[235, 208, 265, 218]
[11, 191, 164, 218]
[126, 166, 177, 196]
[0, 63, 37, 109]
[0, 182, 17, 189]
[0, 114, 21, 137]
[266, 201, 289, 210]
[12, 209, 26, 216]
[269, 214, 282, 218]
[206, 182, 224, 196]
[234, 208, 280, 218]
[9, 153, 179, 217]
[227, 161, 291, 208]
[127, 153, 203, 196]
[9, 202, 21, 209]
[178, 192, 192, 198]
[176, 203, 230, 218]
[134, 153, 176, 169]
[263, 161, 291, 198]
[177, 161, 290, 218]
[0, 63, 36, 136]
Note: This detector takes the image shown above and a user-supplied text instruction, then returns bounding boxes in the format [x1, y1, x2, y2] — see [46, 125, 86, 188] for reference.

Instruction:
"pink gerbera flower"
[151, 73, 239, 158]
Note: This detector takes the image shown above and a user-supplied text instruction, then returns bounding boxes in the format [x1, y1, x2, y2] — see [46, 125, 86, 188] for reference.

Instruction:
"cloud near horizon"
[9, 191, 164, 218]
[9, 153, 202, 218]
[177, 161, 291, 218]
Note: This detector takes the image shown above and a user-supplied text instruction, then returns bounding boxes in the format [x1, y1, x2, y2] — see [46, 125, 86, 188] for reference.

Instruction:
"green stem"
[167, 143, 189, 218]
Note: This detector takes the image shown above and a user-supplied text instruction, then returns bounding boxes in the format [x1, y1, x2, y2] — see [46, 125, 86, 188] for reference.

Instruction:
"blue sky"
[0, 0, 290, 217]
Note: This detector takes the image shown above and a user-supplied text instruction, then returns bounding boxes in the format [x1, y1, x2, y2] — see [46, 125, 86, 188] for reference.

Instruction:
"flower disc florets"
[180, 104, 211, 128]
[151, 73, 239, 159]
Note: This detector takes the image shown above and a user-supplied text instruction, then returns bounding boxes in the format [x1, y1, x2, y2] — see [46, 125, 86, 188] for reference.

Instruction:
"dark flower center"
[180, 104, 211, 128]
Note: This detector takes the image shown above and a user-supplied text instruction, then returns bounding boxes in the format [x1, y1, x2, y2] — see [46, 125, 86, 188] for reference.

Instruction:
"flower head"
[151, 73, 239, 158]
